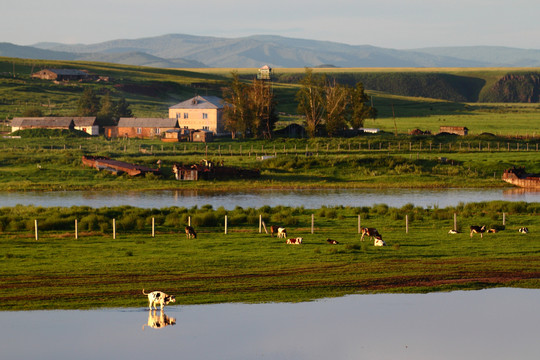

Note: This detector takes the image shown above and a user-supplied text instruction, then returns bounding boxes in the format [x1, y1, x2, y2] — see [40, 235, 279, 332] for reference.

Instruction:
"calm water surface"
[1, 188, 538, 209]
[1, 288, 538, 360]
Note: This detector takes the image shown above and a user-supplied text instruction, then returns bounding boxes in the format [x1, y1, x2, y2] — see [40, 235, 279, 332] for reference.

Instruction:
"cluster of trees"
[77, 88, 132, 123]
[222, 69, 376, 139]
[296, 68, 377, 137]
[222, 72, 278, 139]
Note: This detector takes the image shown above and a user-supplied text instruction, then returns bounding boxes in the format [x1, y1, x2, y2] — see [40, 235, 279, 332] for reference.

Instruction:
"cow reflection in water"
[142, 310, 176, 330]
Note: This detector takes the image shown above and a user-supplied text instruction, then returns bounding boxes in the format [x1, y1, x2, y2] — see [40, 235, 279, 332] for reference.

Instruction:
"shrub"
[40, 215, 76, 231]
[192, 212, 219, 227]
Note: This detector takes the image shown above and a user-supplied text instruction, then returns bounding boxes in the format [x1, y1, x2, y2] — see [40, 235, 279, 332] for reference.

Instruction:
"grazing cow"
[269, 225, 280, 237]
[448, 229, 460, 234]
[277, 227, 287, 239]
[142, 289, 176, 310]
[360, 227, 382, 242]
[326, 238, 339, 245]
[374, 236, 387, 247]
[488, 228, 498, 233]
[519, 227, 529, 233]
[286, 237, 303, 244]
[142, 310, 176, 330]
[470, 225, 486, 238]
[185, 226, 197, 239]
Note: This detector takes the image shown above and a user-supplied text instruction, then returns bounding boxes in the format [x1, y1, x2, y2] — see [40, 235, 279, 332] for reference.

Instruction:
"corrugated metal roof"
[117, 118, 179, 128]
[70, 117, 97, 126]
[11, 117, 74, 127]
[12, 117, 96, 127]
[169, 95, 225, 110]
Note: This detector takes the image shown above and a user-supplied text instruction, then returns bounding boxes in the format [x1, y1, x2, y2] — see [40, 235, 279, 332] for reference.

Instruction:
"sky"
[2, 0, 540, 49]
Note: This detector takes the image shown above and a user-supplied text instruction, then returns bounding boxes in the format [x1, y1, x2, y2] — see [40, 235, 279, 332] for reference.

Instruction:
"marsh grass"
[0, 202, 538, 310]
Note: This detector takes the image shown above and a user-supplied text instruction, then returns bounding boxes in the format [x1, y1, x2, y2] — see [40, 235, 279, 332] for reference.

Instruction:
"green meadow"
[1, 59, 540, 310]
[0, 202, 539, 310]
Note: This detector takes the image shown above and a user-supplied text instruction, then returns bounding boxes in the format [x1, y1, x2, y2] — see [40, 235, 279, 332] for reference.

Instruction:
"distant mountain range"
[2, 34, 540, 68]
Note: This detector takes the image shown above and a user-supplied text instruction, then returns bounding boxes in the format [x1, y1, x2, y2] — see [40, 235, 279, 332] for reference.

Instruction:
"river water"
[1, 288, 538, 360]
[0, 187, 538, 209]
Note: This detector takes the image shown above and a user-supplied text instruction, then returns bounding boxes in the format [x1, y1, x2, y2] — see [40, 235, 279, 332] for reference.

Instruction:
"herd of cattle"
[182, 223, 531, 246]
[449, 225, 530, 238]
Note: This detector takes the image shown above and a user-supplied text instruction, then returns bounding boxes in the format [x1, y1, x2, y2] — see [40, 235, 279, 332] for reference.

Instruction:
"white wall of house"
[74, 125, 99, 136]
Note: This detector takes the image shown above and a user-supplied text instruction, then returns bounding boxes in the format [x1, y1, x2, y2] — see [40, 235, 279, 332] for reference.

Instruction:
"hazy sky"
[2, 0, 540, 49]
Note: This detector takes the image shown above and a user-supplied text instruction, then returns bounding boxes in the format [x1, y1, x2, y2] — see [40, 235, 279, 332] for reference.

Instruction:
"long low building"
[104, 118, 179, 139]
[11, 117, 99, 135]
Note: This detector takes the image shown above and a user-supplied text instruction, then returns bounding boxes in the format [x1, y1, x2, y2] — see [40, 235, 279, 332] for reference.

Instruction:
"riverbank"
[1, 202, 538, 310]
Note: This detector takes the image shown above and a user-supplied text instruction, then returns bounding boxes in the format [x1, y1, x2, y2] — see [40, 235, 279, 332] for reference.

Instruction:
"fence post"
[188, 216, 191, 227]
[311, 214, 314, 234]
[34, 219, 39, 241]
[406, 215, 409, 234]
[358, 215, 361, 233]
[113, 218, 116, 239]
[152, 217, 155, 238]
[225, 215, 228, 235]
[454, 213, 457, 231]
[75, 219, 78, 240]
[259, 214, 262, 233]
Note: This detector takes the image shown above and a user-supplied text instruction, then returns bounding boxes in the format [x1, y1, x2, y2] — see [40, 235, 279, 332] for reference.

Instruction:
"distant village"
[10, 67, 470, 140]
[12, 91, 225, 143]
[11, 67, 262, 142]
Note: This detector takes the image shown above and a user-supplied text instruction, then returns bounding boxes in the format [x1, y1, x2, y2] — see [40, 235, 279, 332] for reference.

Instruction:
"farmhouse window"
[137, 128, 142, 134]
[155, 128, 161, 134]
[202, 113, 208, 119]
[184, 113, 189, 119]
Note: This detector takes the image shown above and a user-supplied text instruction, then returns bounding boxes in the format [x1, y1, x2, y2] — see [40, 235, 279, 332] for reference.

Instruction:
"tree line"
[223, 68, 377, 138]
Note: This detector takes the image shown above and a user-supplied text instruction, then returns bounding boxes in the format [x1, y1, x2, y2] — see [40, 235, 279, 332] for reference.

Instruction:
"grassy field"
[0, 202, 538, 310]
[0, 134, 539, 191]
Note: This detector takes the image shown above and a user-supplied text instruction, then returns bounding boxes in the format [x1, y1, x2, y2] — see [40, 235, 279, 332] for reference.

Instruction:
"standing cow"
[470, 225, 486, 238]
[360, 227, 382, 242]
[185, 226, 197, 239]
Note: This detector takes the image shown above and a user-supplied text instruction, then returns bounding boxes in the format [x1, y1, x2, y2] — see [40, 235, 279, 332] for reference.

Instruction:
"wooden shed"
[31, 69, 96, 81]
[439, 126, 468, 136]
[191, 129, 213, 142]
[161, 128, 191, 142]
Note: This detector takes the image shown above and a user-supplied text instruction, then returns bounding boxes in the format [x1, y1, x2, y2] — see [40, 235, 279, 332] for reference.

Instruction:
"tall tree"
[97, 91, 115, 121]
[223, 72, 252, 139]
[349, 82, 376, 130]
[77, 88, 101, 116]
[296, 68, 325, 138]
[249, 77, 278, 139]
[114, 97, 133, 119]
[324, 79, 350, 137]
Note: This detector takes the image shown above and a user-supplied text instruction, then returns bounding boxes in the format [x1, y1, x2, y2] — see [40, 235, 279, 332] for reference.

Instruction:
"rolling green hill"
[2, 57, 540, 127]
